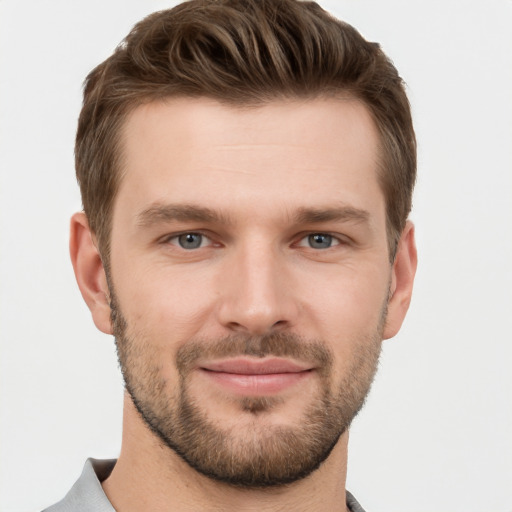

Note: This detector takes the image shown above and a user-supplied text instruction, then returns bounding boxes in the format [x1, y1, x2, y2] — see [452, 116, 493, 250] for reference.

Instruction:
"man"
[45, 0, 417, 510]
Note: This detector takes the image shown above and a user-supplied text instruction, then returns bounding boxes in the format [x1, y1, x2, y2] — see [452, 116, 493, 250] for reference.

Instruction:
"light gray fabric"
[43, 459, 116, 512]
[346, 490, 367, 512]
[43, 458, 366, 511]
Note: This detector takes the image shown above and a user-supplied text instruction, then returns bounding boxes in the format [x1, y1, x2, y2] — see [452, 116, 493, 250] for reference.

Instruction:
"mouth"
[198, 357, 315, 395]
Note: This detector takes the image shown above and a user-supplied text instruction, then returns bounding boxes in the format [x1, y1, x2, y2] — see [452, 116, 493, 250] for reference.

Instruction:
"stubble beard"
[110, 291, 384, 489]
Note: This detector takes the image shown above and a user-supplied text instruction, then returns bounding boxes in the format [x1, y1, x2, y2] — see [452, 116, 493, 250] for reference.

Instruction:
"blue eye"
[177, 233, 204, 249]
[305, 233, 339, 249]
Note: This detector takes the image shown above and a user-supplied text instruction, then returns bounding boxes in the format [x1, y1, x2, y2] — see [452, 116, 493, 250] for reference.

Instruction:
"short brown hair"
[76, 0, 416, 261]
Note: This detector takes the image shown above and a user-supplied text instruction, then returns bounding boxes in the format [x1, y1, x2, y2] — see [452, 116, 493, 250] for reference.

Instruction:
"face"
[106, 97, 395, 487]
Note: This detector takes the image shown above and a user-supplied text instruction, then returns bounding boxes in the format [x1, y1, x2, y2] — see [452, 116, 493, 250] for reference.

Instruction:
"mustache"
[176, 332, 333, 376]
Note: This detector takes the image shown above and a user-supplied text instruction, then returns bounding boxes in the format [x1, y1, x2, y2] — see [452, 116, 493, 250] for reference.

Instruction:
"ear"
[383, 221, 418, 340]
[69, 212, 113, 334]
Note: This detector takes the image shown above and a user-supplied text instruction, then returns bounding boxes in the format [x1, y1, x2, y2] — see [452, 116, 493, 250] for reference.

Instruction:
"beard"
[110, 290, 384, 489]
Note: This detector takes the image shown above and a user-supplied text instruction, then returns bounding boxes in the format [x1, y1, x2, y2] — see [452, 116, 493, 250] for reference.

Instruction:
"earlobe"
[69, 212, 113, 335]
[383, 221, 418, 340]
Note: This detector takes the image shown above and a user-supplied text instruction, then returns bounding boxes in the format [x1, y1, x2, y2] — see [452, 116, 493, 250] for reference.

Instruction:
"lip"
[201, 357, 312, 374]
[198, 357, 314, 395]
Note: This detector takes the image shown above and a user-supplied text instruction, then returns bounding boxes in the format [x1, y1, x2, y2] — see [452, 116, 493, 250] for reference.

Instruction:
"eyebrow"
[136, 204, 232, 227]
[136, 203, 370, 228]
[293, 206, 370, 225]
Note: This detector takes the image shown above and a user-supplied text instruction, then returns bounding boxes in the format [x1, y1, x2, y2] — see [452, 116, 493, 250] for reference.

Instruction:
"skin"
[70, 97, 417, 512]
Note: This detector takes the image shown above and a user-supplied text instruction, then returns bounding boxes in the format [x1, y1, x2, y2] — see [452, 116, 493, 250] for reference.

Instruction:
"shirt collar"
[45, 458, 366, 512]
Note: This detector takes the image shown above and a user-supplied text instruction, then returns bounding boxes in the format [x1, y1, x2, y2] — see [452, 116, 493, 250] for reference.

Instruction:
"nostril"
[227, 321, 244, 332]
[225, 319, 289, 335]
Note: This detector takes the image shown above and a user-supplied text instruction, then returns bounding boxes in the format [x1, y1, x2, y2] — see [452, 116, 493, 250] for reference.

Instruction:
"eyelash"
[162, 231, 347, 251]
[163, 231, 215, 250]
[295, 233, 342, 250]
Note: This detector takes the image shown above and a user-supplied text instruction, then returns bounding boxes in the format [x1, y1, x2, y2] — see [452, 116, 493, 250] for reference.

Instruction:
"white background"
[1, 1, 511, 511]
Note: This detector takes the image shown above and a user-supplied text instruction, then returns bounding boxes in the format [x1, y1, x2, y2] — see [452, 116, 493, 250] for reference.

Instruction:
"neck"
[102, 393, 350, 512]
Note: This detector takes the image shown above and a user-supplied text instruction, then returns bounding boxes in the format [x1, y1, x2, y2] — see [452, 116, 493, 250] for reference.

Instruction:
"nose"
[216, 241, 299, 335]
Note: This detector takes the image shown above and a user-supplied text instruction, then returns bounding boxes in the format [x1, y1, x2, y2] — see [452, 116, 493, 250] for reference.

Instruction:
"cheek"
[304, 264, 389, 350]
[113, 262, 218, 341]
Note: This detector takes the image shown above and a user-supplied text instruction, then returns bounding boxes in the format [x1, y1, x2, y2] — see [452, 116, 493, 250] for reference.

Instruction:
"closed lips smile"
[198, 358, 314, 395]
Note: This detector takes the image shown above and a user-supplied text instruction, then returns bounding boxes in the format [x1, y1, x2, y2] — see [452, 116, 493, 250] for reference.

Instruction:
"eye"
[169, 232, 210, 250]
[298, 233, 340, 249]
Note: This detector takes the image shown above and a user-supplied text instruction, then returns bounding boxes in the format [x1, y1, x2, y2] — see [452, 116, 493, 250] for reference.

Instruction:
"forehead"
[115, 97, 383, 222]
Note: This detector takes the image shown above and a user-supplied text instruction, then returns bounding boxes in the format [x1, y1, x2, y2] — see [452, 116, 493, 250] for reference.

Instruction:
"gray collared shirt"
[43, 459, 366, 512]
